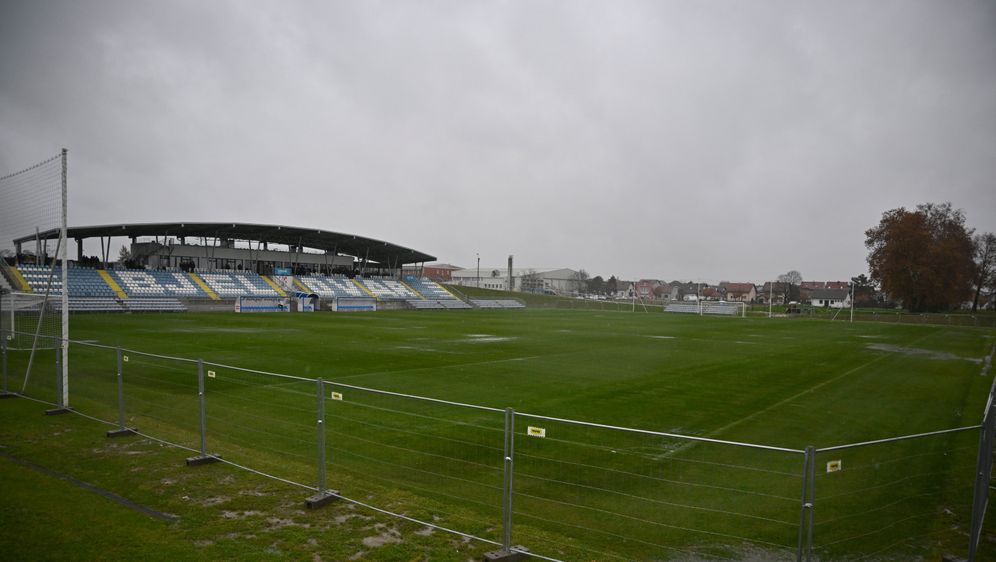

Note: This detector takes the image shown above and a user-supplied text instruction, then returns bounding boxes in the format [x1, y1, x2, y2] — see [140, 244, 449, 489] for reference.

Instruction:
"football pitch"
[5, 309, 995, 560]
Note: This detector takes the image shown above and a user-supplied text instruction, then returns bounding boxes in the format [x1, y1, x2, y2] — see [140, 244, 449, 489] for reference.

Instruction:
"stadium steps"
[188, 272, 221, 300]
[400, 279, 425, 299]
[9, 266, 32, 292]
[353, 278, 378, 300]
[98, 270, 129, 299]
[261, 275, 288, 296]
[293, 277, 313, 292]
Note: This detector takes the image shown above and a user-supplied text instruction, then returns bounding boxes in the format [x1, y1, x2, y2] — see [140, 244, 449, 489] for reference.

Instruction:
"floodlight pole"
[476, 253, 480, 288]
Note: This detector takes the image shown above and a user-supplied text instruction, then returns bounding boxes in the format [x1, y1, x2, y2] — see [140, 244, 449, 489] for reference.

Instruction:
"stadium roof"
[15, 222, 435, 266]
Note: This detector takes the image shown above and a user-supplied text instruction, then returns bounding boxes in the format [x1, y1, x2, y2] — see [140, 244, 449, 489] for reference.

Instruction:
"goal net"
[0, 150, 69, 400]
[1, 292, 60, 350]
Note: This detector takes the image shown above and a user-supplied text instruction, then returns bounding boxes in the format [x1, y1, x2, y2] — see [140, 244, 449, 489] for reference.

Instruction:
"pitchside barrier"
[2, 328, 995, 561]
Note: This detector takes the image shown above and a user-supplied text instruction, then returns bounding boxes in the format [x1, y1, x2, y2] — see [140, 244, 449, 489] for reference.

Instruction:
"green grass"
[3, 309, 995, 560]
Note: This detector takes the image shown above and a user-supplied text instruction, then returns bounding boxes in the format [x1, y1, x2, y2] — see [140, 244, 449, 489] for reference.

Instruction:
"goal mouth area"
[2, 291, 62, 350]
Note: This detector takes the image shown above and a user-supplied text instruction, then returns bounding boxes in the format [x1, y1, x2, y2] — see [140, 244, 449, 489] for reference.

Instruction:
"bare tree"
[571, 269, 590, 295]
[777, 270, 803, 303]
[520, 270, 543, 294]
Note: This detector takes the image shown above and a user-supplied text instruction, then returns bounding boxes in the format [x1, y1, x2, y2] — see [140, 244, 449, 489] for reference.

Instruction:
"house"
[634, 279, 663, 300]
[799, 281, 825, 301]
[810, 288, 851, 308]
[403, 263, 462, 282]
[757, 282, 789, 305]
[719, 282, 757, 303]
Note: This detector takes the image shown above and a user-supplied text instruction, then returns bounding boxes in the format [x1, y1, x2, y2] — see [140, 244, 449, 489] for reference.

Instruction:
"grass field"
[3, 308, 995, 560]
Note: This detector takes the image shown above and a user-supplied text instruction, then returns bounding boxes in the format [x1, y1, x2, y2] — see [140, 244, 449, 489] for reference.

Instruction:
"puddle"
[461, 335, 514, 343]
[866, 343, 982, 364]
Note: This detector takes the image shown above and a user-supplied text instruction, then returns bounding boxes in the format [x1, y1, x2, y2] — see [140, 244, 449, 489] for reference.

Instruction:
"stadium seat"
[195, 270, 280, 298]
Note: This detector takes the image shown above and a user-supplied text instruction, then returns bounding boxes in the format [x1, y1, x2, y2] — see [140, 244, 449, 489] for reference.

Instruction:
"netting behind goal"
[0, 150, 69, 400]
[1, 292, 60, 350]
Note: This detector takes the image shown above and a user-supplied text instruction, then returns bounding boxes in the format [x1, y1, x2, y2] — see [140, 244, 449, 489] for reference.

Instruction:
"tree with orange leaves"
[865, 202, 975, 313]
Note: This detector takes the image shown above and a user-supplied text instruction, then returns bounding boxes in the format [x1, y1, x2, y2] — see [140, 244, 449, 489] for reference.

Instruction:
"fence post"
[106, 347, 136, 437]
[796, 446, 816, 562]
[485, 407, 527, 561]
[1, 334, 14, 398]
[186, 359, 219, 466]
[968, 400, 996, 561]
[44, 346, 70, 415]
[306, 378, 338, 508]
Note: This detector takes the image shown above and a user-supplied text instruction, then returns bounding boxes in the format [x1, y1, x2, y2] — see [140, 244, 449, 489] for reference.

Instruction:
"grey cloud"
[2, 0, 994, 282]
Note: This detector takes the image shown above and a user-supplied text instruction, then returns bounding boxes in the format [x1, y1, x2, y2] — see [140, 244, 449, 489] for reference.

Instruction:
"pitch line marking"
[668, 331, 938, 455]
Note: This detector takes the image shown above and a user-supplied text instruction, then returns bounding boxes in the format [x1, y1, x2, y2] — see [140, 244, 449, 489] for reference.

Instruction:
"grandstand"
[1, 222, 527, 313]
[359, 277, 420, 300]
[0, 265, 514, 312]
[297, 274, 367, 299]
[404, 276, 457, 300]
[113, 269, 208, 298]
[14, 264, 65, 295]
[195, 270, 281, 298]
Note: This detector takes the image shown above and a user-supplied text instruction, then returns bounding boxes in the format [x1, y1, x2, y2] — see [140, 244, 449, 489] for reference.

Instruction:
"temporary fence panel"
[812, 428, 979, 561]
[511, 413, 804, 561]
[119, 351, 202, 453]
[323, 382, 507, 546]
[200, 362, 317, 488]
[64, 341, 120, 423]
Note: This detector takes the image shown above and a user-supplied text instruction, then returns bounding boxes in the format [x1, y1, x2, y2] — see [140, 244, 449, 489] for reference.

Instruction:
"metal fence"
[2, 329, 994, 561]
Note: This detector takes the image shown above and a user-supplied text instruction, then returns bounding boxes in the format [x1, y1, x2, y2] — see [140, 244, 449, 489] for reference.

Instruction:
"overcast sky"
[2, 1, 994, 282]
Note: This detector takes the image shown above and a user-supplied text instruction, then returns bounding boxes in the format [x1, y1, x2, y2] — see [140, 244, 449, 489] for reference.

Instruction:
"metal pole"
[106, 347, 136, 437]
[849, 282, 855, 323]
[2, 335, 7, 394]
[316, 378, 327, 493]
[305, 380, 337, 508]
[501, 407, 516, 552]
[116, 348, 125, 428]
[805, 445, 816, 561]
[55, 347, 63, 408]
[197, 360, 207, 455]
[60, 148, 69, 409]
[796, 447, 814, 561]
[184, 360, 219, 464]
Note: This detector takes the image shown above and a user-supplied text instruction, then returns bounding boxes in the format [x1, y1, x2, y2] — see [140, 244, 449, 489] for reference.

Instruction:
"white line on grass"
[666, 331, 937, 456]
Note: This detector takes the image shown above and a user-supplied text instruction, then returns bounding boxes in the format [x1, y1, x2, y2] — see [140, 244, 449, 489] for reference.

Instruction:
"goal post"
[663, 300, 746, 317]
[0, 150, 69, 405]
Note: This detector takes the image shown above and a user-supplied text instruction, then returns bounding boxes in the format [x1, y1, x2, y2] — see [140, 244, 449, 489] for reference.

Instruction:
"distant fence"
[746, 305, 996, 328]
[2, 329, 994, 561]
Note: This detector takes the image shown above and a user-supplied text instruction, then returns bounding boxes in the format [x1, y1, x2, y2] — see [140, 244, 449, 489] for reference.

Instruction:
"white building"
[810, 288, 851, 309]
[450, 267, 580, 295]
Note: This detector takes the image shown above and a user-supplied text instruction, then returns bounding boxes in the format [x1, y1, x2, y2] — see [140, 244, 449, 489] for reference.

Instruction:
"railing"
[2, 329, 993, 561]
